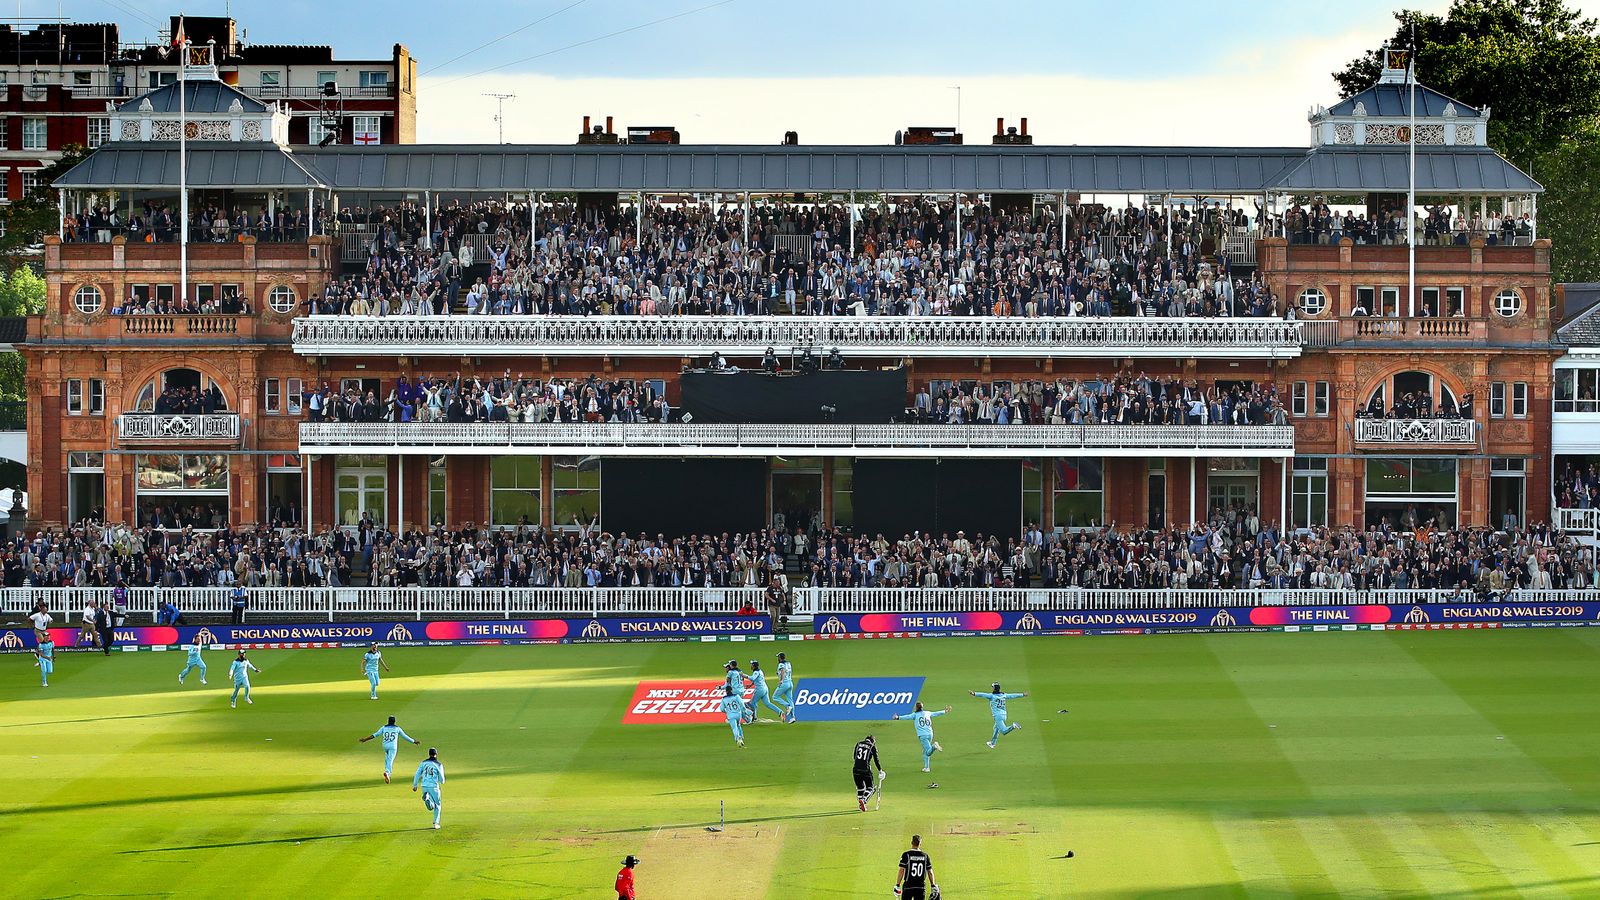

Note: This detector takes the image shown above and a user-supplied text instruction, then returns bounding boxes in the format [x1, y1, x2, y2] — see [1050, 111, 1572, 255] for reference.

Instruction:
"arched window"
[1364, 370, 1461, 417]
[134, 368, 229, 412]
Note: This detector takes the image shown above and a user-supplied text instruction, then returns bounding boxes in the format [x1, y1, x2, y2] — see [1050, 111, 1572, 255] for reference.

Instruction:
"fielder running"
[229, 652, 261, 708]
[747, 660, 787, 722]
[178, 643, 207, 685]
[720, 684, 746, 747]
[361, 644, 391, 700]
[893, 702, 952, 772]
[359, 715, 419, 783]
[970, 683, 1028, 748]
[33, 635, 53, 687]
[412, 747, 445, 829]
[772, 651, 796, 722]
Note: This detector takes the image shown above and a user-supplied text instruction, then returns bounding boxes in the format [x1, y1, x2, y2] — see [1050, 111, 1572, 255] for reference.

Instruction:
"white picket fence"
[7, 586, 1599, 623]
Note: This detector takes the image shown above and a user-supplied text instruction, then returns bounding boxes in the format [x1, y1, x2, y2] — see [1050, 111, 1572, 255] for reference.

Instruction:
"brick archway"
[122, 355, 236, 411]
[1357, 362, 1472, 412]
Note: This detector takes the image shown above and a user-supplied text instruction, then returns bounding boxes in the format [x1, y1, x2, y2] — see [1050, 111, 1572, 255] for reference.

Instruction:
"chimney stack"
[1020, 117, 1028, 136]
[583, 115, 591, 134]
[996, 117, 1004, 137]
[605, 116, 613, 134]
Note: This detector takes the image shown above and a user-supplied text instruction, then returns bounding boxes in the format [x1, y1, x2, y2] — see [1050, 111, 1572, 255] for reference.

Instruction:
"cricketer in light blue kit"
[719, 684, 746, 747]
[772, 652, 796, 723]
[747, 660, 787, 722]
[361, 643, 391, 699]
[724, 660, 752, 724]
[412, 747, 445, 829]
[893, 701, 952, 771]
[228, 652, 261, 708]
[970, 682, 1028, 748]
[359, 715, 419, 783]
[178, 643, 207, 685]
[34, 639, 53, 687]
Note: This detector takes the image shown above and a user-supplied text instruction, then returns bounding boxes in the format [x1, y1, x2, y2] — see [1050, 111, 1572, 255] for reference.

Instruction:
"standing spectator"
[80, 599, 99, 648]
[765, 577, 787, 628]
[615, 855, 639, 900]
[95, 601, 115, 656]
[231, 584, 249, 625]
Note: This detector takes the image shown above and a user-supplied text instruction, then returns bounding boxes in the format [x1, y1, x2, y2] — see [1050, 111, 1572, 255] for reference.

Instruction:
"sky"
[31, 0, 1600, 146]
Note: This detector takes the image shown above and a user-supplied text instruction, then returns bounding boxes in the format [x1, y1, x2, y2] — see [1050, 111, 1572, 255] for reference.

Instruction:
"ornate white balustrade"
[1353, 418, 1476, 445]
[291, 315, 1306, 359]
[117, 413, 241, 443]
[299, 421, 1296, 458]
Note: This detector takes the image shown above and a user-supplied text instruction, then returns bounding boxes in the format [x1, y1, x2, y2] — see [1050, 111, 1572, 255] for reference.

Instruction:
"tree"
[1335, 0, 1600, 167]
[0, 266, 44, 403]
[0, 143, 89, 269]
[1336, 0, 1600, 281]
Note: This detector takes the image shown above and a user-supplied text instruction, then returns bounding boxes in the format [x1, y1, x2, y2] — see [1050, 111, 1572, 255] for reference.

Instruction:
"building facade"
[0, 15, 414, 202]
[21, 55, 1558, 538]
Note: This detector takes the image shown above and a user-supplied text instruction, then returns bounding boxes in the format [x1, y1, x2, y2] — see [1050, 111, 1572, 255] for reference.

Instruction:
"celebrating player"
[724, 659, 752, 724]
[361, 643, 391, 700]
[178, 642, 207, 685]
[747, 660, 787, 723]
[719, 684, 746, 748]
[893, 702, 952, 772]
[359, 714, 419, 783]
[773, 651, 796, 723]
[970, 683, 1028, 748]
[895, 834, 937, 900]
[228, 651, 261, 708]
[852, 734, 885, 811]
[33, 633, 54, 687]
[412, 747, 445, 829]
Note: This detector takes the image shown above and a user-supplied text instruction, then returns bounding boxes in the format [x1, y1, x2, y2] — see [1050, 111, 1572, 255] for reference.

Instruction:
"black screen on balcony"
[601, 458, 766, 536]
[852, 459, 1021, 539]
[680, 368, 907, 424]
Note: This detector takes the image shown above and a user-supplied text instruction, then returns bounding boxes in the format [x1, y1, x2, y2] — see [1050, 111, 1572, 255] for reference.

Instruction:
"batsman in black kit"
[852, 734, 885, 811]
[896, 834, 937, 900]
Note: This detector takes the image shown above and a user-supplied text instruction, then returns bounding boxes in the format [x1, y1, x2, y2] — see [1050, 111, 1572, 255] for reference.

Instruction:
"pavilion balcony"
[117, 413, 242, 444]
[290, 315, 1306, 359]
[298, 421, 1295, 458]
[1353, 418, 1476, 447]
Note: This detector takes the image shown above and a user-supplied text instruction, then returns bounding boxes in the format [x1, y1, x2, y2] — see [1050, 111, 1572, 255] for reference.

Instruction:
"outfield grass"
[4, 629, 1600, 898]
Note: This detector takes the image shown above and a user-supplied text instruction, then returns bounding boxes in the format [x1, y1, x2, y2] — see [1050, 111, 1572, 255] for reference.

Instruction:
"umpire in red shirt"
[615, 854, 639, 899]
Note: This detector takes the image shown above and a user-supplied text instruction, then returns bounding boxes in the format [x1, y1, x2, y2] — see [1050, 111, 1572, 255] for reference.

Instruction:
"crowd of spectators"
[303, 197, 1297, 320]
[3, 516, 1588, 600]
[914, 374, 1286, 426]
[304, 373, 674, 424]
[63, 201, 319, 244]
[1554, 460, 1600, 510]
[1359, 389, 1474, 420]
[293, 370, 1287, 428]
[148, 383, 228, 415]
[1279, 200, 1534, 247]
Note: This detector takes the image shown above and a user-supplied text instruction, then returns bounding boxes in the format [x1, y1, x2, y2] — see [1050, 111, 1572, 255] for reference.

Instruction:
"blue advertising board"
[789, 677, 926, 721]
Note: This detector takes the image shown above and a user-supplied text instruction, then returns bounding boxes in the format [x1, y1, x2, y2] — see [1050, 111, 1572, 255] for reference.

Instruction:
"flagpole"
[1407, 34, 1416, 318]
[178, 34, 189, 308]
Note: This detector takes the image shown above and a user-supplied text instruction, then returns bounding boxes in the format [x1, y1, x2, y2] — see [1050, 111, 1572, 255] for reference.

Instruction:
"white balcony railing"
[291, 315, 1306, 359]
[117, 413, 241, 443]
[299, 421, 1295, 458]
[1353, 418, 1476, 445]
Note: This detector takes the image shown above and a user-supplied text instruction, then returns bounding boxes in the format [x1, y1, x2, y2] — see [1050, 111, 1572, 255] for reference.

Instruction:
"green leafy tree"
[1335, 0, 1600, 166]
[0, 266, 44, 404]
[1336, 0, 1600, 281]
[0, 143, 89, 268]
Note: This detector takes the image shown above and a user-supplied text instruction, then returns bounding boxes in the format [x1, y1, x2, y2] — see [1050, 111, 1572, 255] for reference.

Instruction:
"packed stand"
[63, 201, 319, 244]
[305, 197, 1295, 320]
[4, 517, 1588, 602]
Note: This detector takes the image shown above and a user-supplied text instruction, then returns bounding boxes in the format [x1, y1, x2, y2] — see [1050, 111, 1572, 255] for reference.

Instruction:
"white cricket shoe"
[921, 767, 930, 773]
[246, 698, 253, 705]
[179, 675, 184, 683]
[986, 740, 995, 749]
[432, 822, 440, 830]
[230, 701, 236, 708]
[201, 679, 207, 685]
[933, 741, 942, 752]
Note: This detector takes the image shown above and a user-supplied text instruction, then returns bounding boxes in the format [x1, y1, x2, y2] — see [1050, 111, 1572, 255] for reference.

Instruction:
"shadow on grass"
[119, 828, 423, 853]
[595, 809, 860, 834]
[1135, 876, 1600, 899]
[0, 709, 195, 729]
[4, 768, 520, 818]
[654, 782, 784, 796]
